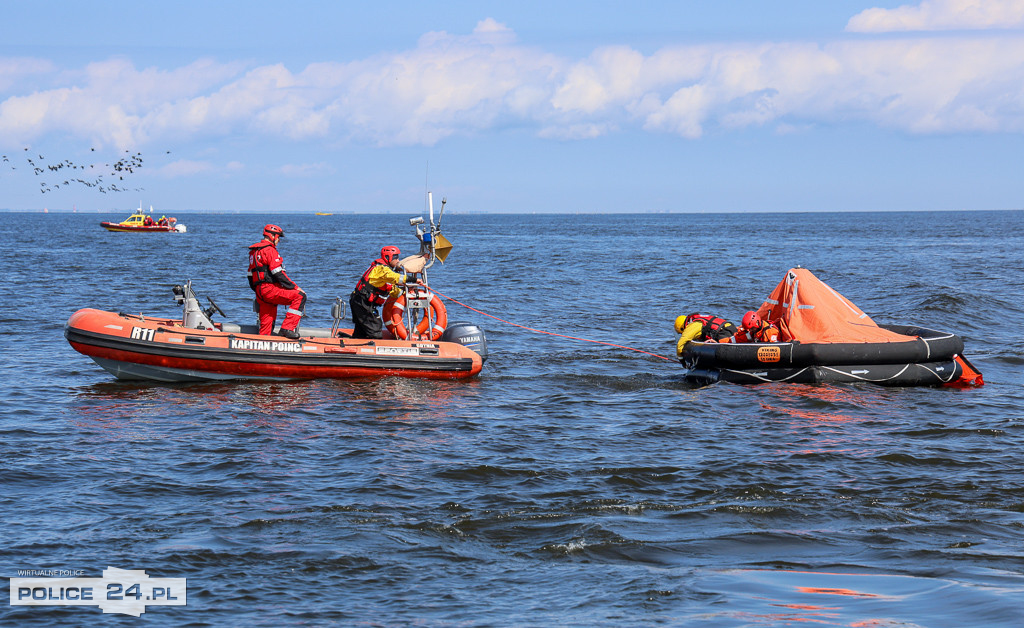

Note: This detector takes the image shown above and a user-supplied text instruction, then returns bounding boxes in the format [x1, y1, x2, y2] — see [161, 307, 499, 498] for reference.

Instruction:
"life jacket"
[247, 240, 274, 291]
[686, 314, 737, 341]
[750, 322, 780, 343]
[354, 258, 394, 306]
[731, 321, 781, 343]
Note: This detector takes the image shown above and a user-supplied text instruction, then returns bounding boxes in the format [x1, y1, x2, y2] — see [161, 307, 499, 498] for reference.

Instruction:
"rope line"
[429, 287, 675, 362]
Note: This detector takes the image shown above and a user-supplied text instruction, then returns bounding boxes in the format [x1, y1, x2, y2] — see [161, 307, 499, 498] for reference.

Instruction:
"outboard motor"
[172, 281, 218, 330]
[441, 322, 487, 362]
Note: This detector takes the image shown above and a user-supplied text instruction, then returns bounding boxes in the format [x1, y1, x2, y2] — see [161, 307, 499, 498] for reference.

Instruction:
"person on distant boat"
[724, 311, 780, 343]
[674, 313, 737, 355]
[248, 224, 306, 339]
[349, 246, 419, 339]
[144, 215, 154, 226]
[158, 215, 168, 226]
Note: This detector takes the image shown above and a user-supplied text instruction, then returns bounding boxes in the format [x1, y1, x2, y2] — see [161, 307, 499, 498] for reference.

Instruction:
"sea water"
[1, 209, 1022, 625]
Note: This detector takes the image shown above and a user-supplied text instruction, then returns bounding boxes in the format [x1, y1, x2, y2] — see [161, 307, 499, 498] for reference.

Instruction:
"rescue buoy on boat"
[383, 290, 448, 340]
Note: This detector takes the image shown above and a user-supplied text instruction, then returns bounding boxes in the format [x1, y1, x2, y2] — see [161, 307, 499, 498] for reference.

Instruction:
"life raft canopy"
[753, 267, 911, 344]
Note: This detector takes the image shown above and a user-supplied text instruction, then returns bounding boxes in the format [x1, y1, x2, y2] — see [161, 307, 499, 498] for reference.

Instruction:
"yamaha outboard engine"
[441, 322, 487, 362]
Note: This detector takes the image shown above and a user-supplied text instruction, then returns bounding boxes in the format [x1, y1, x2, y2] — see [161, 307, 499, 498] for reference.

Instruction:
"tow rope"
[429, 287, 674, 362]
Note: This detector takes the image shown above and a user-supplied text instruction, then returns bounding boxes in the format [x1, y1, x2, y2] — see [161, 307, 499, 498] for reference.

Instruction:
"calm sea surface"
[1, 209, 1023, 626]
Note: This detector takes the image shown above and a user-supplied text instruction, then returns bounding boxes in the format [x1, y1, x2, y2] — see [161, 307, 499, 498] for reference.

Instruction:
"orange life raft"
[679, 268, 984, 387]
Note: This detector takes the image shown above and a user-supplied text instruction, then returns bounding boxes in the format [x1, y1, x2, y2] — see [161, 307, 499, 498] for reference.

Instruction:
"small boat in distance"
[315, 211, 333, 216]
[101, 204, 186, 232]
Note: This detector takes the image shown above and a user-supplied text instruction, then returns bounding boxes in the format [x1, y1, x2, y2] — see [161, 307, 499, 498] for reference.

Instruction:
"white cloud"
[0, 57, 246, 149]
[324, 19, 561, 146]
[848, 0, 1024, 33]
[157, 159, 218, 177]
[155, 159, 246, 177]
[538, 122, 615, 140]
[552, 46, 647, 114]
[554, 35, 1024, 138]
[0, 57, 54, 92]
[279, 162, 334, 177]
[3, 15, 1024, 151]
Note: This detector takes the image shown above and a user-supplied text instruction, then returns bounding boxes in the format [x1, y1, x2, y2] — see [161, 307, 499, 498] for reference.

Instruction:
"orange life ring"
[382, 290, 447, 340]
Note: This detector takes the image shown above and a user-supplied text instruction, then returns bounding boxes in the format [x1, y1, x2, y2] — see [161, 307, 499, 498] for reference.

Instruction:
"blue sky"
[2, 0, 1024, 213]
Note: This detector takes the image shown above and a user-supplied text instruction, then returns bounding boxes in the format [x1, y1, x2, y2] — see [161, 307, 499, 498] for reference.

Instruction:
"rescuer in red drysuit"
[724, 311, 781, 343]
[247, 224, 306, 339]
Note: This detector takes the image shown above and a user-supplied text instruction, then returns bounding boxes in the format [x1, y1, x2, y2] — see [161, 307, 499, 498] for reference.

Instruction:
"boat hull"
[685, 359, 965, 386]
[100, 222, 178, 232]
[65, 308, 483, 382]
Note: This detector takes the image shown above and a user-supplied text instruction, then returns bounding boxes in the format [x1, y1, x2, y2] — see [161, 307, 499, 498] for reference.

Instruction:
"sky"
[2, 0, 1024, 213]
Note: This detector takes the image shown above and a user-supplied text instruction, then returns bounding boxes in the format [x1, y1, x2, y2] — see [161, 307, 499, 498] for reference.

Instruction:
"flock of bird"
[1, 148, 168, 194]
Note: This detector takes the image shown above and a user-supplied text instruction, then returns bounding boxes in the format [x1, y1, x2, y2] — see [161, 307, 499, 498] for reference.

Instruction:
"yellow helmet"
[674, 315, 688, 334]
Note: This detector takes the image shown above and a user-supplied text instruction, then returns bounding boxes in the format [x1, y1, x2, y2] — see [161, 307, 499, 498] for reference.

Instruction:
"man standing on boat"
[248, 224, 306, 339]
[349, 246, 418, 339]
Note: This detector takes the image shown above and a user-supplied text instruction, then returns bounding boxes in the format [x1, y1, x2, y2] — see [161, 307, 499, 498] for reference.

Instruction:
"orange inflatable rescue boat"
[65, 287, 484, 382]
[67, 195, 486, 382]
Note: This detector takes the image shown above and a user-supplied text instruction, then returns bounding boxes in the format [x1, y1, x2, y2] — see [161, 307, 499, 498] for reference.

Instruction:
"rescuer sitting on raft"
[674, 313, 737, 355]
[247, 224, 306, 339]
[723, 311, 781, 343]
[349, 246, 420, 339]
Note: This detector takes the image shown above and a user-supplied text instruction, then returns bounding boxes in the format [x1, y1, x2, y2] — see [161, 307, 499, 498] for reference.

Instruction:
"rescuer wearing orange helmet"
[724, 310, 780, 343]
[247, 224, 306, 339]
[349, 245, 419, 339]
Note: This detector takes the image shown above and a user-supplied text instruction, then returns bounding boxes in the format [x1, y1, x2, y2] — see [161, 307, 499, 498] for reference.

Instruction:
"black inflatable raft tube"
[680, 324, 969, 387]
[682, 325, 962, 370]
[685, 358, 965, 386]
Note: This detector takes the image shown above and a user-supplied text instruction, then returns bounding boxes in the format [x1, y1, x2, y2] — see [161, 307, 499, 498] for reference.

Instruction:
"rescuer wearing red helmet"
[349, 245, 419, 339]
[247, 224, 306, 339]
[724, 310, 780, 343]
